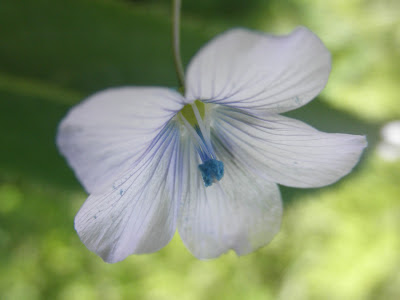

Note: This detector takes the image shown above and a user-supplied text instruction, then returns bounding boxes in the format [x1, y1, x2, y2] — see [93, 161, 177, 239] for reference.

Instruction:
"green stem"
[172, 0, 185, 91]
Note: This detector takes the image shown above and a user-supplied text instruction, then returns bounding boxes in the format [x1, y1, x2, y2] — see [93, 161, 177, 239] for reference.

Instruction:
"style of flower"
[57, 27, 367, 263]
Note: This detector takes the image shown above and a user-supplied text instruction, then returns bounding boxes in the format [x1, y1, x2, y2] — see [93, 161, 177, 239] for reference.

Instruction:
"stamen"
[179, 113, 212, 159]
[179, 106, 224, 187]
[191, 103, 214, 158]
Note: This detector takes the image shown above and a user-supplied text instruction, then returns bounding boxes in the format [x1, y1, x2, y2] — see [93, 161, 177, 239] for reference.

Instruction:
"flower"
[57, 27, 367, 263]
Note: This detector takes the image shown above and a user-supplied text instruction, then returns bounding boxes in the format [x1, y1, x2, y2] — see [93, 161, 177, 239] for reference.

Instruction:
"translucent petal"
[74, 120, 181, 263]
[185, 27, 331, 113]
[212, 106, 367, 188]
[177, 130, 282, 259]
[57, 87, 184, 193]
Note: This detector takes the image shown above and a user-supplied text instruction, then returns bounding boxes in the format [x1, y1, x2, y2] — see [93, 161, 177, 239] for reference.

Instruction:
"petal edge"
[186, 27, 331, 114]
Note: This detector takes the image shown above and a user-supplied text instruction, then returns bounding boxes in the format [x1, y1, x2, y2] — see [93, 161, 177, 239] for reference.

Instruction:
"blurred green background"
[0, 0, 399, 299]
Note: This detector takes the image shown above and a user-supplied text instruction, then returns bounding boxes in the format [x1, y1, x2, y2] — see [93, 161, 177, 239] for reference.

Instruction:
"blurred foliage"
[288, 0, 400, 122]
[126, 0, 263, 18]
[0, 0, 399, 299]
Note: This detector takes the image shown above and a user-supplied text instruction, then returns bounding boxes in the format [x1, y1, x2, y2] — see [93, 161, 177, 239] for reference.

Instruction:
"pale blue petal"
[57, 87, 185, 194]
[74, 120, 181, 263]
[211, 106, 367, 188]
[177, 126, 282, 259]
[185, 27, 331, 114]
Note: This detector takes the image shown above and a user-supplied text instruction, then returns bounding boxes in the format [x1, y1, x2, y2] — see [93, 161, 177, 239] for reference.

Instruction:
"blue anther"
[198, 159, 224, 187]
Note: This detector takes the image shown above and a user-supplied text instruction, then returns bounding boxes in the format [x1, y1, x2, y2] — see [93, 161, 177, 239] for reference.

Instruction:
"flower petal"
[57, 87, 184, 193]
[75, 120, 181, 263]
[185, 27, 331, 113]
[177, 131, 282, 259]
[212, 106, 367, 188]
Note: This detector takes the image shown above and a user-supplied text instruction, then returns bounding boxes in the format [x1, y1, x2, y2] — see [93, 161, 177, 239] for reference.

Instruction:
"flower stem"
[172, 0, 185, 92]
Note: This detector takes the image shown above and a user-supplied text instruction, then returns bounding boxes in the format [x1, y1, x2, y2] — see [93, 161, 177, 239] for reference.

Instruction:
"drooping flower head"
[57, 27, 366, 263]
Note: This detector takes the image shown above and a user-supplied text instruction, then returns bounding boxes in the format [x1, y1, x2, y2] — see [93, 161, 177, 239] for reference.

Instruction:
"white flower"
[57, 27, 367, 263]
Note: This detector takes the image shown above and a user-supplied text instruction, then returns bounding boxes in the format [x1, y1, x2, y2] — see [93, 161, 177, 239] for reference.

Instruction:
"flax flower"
[57, 27, 366, 263]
